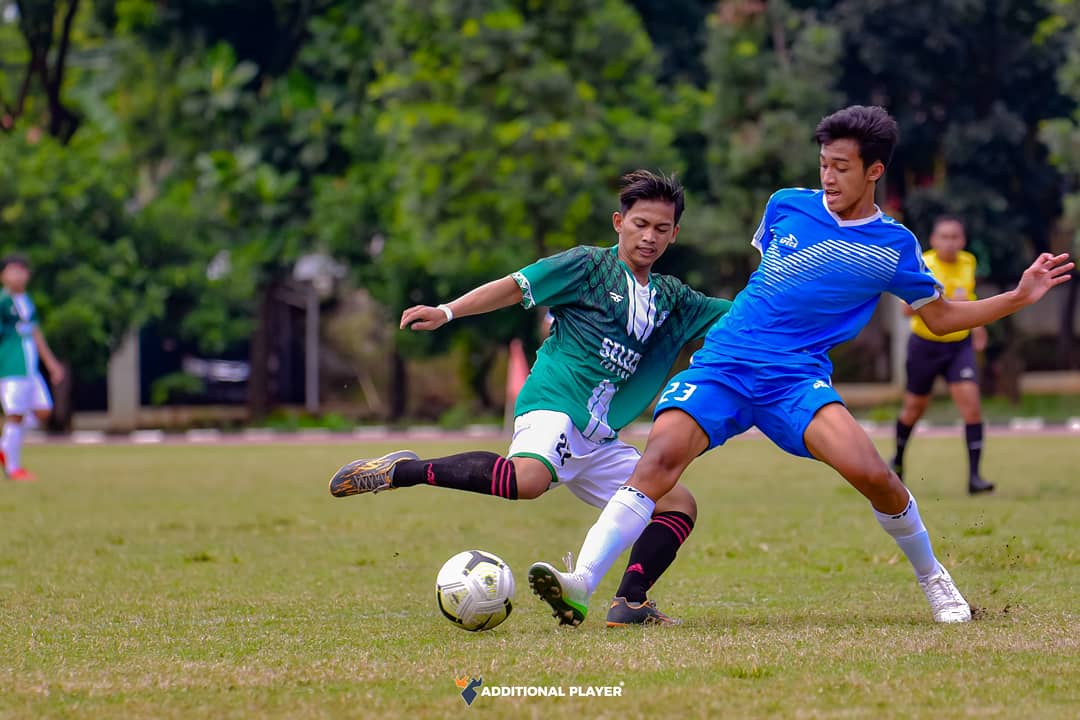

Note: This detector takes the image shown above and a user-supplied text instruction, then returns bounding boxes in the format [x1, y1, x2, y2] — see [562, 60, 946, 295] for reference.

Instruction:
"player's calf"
[390, 451, 531, 499]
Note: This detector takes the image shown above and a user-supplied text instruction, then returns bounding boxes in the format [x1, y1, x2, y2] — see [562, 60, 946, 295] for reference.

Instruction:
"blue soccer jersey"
[697, 188, 942, 373]
[657, 188, 944, 458]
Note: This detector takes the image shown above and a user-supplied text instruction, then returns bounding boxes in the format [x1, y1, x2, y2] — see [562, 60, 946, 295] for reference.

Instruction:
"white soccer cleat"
[918, 565, 972, 623]
[527, 552, 590, 627]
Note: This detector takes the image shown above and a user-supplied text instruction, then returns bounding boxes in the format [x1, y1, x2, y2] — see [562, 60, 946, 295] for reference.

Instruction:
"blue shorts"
[654, 358, 844, 458]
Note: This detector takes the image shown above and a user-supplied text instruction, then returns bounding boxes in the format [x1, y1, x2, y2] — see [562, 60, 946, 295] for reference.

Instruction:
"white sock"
[575, 486, 656, 595]
[2, 421, 24, 473]
[873, 492, 939, 579]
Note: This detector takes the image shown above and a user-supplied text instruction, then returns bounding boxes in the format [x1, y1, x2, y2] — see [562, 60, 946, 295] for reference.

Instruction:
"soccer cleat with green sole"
[527, 553, 589, 627]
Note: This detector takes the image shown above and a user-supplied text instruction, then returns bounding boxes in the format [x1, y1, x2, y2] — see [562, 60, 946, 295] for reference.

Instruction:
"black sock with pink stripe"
[615, 511, 694, 604]
[390, 452, 517, 499]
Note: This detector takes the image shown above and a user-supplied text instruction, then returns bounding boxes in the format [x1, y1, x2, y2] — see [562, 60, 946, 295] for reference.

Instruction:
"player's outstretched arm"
[33, 327, 65, 385]
[400, 276, 522, 332]
[916, 252, 1074, 336]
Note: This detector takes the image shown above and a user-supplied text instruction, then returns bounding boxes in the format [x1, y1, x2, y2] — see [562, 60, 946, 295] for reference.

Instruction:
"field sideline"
[1, 436, 1078, 719]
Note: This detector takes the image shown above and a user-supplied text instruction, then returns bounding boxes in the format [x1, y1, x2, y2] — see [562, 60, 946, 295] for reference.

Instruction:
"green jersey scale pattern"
[0, 290, 39, 379]
[512, 245, 731, 441]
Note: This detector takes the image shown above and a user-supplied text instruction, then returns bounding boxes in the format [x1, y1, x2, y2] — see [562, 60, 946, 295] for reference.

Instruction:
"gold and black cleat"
[329, 450, 419, 497]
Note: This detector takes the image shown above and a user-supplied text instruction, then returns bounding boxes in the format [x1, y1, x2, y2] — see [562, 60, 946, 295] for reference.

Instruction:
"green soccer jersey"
[0, 290, 40, 379]
[512, 245, 731, 441]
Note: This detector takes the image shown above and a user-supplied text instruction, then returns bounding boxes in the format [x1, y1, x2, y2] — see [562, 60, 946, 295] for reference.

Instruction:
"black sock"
[895, 420, 913, 467]
[391, 451, 518, 499]
[965, 423, 984, 478]
[615, 511, 694, 604]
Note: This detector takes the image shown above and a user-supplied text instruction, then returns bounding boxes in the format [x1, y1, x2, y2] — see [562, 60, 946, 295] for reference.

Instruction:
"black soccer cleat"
[968, 474, 995, 495]
[605, 597, 682, 627]
[329, 450, 418, 497]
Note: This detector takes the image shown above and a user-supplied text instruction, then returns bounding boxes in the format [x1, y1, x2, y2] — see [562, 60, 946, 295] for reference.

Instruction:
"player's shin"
[1, 420, 23, 474]
[615, 511, 694, 603]
[872, 491, 939, 578]
[391, 451, 518, 499]
[575, 486, 656, 595]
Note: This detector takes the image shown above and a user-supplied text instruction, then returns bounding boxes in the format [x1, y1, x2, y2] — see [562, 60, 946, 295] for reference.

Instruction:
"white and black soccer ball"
[435, 550, 514, 631]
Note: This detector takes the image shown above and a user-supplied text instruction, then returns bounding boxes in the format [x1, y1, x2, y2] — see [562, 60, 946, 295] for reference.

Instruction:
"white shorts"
[0, 375, 53, 416]
[507, 410, 641, 508]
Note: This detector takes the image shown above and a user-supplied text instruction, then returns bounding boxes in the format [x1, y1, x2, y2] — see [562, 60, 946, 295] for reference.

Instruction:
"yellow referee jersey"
[910, 249, 977, 342]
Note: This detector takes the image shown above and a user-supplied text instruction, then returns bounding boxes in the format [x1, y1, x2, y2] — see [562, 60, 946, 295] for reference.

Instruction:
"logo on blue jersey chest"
[760, 227, 900, 291]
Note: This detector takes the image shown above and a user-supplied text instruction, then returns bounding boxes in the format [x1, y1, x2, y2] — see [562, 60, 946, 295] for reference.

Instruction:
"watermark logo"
[454, 674, 624, 706]
[455, 676, 483, 706]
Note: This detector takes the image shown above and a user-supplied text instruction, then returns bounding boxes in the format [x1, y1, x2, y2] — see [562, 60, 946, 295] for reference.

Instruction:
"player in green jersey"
[0, 254, 65, 482]
[328, 170, 732, 626]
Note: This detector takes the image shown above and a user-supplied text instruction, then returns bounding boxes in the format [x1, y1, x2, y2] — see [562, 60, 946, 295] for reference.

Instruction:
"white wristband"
[437, 304, 454, 322]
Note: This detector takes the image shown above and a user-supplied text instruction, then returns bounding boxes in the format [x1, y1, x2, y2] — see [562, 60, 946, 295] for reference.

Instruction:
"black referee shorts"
[905, 334, 978, 396]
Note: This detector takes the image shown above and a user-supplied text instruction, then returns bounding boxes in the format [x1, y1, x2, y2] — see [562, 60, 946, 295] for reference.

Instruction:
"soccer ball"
[435, 550, 515, 631]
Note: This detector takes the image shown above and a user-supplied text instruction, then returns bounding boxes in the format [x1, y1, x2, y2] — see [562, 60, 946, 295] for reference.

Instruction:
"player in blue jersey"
[527, 105, 1074, 625]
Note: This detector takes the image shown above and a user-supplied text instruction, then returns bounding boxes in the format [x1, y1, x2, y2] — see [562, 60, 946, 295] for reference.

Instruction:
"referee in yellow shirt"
[892, 216, 994, 494]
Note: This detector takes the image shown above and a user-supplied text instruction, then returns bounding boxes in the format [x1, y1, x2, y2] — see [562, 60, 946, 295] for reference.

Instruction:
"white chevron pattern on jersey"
[758, 237, 901, 296]
[624, 273, 659, 343]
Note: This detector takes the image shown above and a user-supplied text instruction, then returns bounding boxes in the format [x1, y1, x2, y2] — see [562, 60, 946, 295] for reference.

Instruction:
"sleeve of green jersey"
[676, 285, 732, 342]
[510, 246, 590, 310]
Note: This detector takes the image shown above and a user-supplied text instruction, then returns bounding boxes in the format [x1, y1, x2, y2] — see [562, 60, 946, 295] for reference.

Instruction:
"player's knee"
[900, 395, 928, 422]
[656, 484, 697, 523]
[855, 459, 893, 491]
[638, 443, 690, 479]
[5, 414, 23, 424]
[510, 457, 551, 500]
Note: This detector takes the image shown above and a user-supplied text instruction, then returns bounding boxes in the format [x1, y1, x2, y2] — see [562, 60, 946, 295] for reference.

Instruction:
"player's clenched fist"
[400, 305, 449, 331]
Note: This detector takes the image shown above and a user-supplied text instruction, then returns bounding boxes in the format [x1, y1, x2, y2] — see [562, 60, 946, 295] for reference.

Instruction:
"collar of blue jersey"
[820, 191, 883, 227]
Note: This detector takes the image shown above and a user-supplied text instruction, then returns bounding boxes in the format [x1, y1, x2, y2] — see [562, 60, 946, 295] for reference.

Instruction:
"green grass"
[862, 393, 1080, 423]
[1, 437, 1078, 719]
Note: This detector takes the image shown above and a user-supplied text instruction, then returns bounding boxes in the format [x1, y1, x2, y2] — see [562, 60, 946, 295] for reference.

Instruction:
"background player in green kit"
[328, 170, 732, 626]
[0, 254, 65, 482]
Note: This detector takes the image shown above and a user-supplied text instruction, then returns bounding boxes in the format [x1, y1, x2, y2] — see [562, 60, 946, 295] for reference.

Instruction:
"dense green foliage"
[1, 0, 1079, 413]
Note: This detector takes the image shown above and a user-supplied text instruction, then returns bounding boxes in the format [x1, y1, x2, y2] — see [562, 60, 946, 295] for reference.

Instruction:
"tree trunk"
[1057, 272, 1078, 369]
[48, 360, 74, 432]
[248, 283, 274, 422]
[389, 350, 407, 422]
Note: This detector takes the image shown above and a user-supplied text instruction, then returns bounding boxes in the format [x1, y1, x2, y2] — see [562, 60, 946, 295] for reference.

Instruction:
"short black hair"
[0, 253, 30, 271]
[619, 169, 685, 224]
[814, 105, 899, 170]
[932, 214, 965, 232]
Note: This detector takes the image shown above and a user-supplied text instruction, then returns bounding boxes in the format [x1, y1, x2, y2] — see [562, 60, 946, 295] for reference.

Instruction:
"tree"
[1039, 0, 1080, 369]
[826, 0, 1070, 284]
[103, 0, 379, 418]
[362, 0, 682, 411]
[1, 0, 83, 141]
[0, 129, 163, 425]
[691, 0, 840, 292]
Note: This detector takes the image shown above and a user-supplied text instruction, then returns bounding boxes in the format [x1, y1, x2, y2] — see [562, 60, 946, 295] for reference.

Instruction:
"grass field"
[2, 436, 1078, 719]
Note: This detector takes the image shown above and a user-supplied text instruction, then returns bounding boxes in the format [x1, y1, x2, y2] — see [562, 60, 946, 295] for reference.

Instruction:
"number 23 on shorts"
[659, 382, 697, 404]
